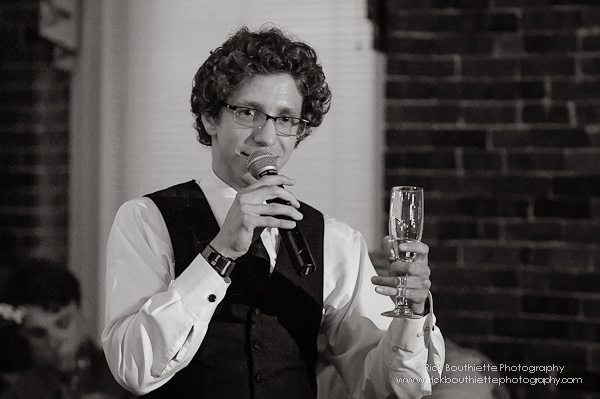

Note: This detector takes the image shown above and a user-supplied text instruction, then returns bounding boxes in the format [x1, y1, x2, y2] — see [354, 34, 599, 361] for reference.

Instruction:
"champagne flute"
[381, 186, 424, 318]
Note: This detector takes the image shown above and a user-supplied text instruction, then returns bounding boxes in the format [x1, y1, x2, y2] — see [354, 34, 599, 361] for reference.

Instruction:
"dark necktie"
[237, 228, 271, 292]
[247, 227, 270, 262]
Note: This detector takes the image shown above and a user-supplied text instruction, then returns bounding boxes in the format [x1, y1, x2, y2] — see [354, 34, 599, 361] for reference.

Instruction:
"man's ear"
[201, 113, 218, 137]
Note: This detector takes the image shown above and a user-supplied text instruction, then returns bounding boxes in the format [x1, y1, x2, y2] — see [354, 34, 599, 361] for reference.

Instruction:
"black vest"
[143, 181, 324, 399]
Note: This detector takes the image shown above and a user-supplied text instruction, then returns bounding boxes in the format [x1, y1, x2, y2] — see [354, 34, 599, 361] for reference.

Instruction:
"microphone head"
[247, 149, 278, 179]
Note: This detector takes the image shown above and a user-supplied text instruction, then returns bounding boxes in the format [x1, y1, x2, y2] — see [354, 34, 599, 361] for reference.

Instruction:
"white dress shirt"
[101, 169, 445, 398]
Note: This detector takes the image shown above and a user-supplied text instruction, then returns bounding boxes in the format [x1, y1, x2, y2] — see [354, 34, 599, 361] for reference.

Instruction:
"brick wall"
[382, 1, 600, 398]
[0, 0, 70, 279]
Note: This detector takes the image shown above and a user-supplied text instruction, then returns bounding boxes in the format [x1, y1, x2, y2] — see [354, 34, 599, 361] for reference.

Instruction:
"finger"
[261, 215, 298, 230]
[251, 202, 304, 221]
[263, 186, 301, 209]
[243, 174, 296, 191]
[242, 184, 301, 209]
[389, 260, 430, 278]
[397, 240, 429, 262]
[251, 174, 296, 189]
[382, 236, 429, 262]
[240, 212, 298, 231]
[371, 279, 430, 302]
[371, 275, 430, 291]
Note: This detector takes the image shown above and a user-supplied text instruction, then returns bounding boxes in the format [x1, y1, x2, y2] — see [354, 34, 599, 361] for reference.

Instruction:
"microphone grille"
[247, 149, 278, 179]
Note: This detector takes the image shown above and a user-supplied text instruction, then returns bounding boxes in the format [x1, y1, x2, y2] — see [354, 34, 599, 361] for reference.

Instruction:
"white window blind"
[71, 0, 384, 337]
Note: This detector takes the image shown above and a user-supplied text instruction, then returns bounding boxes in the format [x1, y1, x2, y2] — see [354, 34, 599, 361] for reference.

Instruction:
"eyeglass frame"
[221, 101, 310, 137]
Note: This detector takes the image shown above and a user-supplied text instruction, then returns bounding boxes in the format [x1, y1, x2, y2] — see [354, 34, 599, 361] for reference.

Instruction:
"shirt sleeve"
[101, 197, 229, 395]
[318, 215, 445, 399]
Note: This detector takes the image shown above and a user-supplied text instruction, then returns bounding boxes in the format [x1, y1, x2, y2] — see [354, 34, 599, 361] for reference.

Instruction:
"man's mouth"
[242, 150, 278, 159]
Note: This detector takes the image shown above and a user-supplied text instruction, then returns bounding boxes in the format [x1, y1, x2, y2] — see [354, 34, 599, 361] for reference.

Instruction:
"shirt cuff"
[169, 254, 230, 319]
[388, 315, 428, 351]
[388, 291, 437, 352]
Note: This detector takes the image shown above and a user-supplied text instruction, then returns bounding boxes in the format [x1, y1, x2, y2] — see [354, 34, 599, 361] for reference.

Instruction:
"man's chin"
[234, 172, 256, 190]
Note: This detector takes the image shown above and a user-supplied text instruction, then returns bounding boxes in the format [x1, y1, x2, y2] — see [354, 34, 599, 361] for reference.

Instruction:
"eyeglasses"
[221, 102, 309, 137]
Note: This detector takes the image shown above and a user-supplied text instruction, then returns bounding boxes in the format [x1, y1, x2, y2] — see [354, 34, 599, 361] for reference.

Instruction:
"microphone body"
[247, 150, 316, 276]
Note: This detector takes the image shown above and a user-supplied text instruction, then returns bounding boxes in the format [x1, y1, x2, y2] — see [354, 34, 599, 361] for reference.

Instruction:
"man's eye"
[56, 314, 73, 330]
[239, 108, 255, 117]
[279, 116, 300, 126]
[26, 327, 47, 339]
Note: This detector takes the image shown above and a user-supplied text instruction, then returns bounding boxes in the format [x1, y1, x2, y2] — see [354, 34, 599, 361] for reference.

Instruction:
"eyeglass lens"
[234, 108, 303, 136]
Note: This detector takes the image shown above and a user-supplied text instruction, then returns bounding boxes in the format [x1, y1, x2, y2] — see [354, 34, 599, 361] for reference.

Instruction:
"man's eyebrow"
[242, 101, 300, 117]
[25, 326, 47, 336]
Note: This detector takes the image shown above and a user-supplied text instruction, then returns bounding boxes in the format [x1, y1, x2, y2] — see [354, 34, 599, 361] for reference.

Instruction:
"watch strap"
[201, 245, 236, 277]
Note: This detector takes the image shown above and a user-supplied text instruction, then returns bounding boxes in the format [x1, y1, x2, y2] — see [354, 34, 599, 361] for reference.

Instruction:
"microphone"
[247, 149, 316, 276]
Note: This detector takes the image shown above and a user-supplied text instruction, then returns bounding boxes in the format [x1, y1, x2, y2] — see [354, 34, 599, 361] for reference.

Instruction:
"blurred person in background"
[1, 261, 134, 399]
[0, 304, 30, 396]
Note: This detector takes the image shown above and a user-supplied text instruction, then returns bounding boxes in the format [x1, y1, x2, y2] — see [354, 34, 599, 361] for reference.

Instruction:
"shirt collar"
[198, 168, 237, 228]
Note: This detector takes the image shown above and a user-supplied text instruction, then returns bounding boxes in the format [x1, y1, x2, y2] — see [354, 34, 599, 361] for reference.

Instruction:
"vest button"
[252, 340, 262, 350]
[254, 307, 261, 316]
[208, 294, 217, 302]
[254, 373, 264, 383]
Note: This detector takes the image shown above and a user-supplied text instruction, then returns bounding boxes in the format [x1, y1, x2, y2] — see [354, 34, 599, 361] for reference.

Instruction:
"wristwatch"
[201, 245, 236, 277]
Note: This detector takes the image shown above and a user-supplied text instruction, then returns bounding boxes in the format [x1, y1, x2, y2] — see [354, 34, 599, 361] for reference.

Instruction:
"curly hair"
[190, 26, 332, 147]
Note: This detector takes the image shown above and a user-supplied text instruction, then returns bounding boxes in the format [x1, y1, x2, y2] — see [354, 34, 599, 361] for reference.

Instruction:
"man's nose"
[49, 335, 61, 349]
[252, 118, 278, 146]
[47, 331, 66, 348]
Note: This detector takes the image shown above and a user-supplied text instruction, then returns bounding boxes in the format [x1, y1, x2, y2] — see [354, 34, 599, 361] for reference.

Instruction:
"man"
[102, 26, 444, 398]
[0, 303, 30, 396]
[2, 262, 134, 399]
